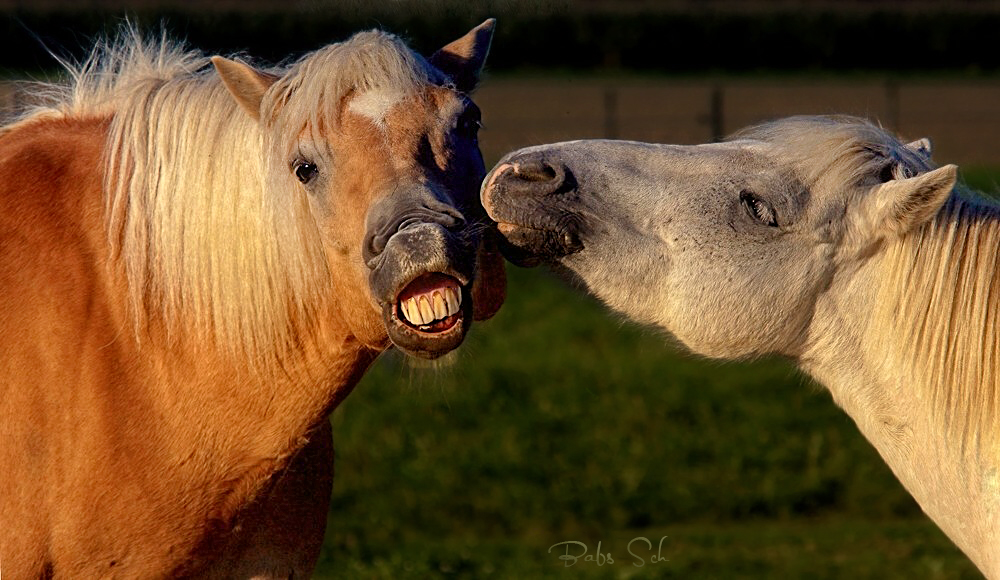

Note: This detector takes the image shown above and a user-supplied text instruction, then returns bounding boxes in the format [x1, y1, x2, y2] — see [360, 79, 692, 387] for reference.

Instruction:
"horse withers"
[483, 117, 1000, 577]
[0, 20, 504, 578]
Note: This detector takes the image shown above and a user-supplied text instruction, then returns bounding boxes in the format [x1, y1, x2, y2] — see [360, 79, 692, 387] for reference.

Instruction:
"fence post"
[885, 78, 900, 133]
[603, 87, 618, 139]
[710, 85, 724, 141]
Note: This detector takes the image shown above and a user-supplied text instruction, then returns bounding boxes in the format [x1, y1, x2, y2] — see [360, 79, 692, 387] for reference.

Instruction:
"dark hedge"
[1, 7, 998, 75]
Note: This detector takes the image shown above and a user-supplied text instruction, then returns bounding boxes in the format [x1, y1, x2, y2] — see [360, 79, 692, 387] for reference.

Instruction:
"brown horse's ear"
[429, 18, 496, 93]
[906, 137, 932, 160]
[857, 164, 956, 241]
[211, 56, 278, 120]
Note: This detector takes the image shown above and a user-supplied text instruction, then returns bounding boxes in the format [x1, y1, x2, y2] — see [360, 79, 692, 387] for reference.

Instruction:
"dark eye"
[879, 163, 895, 183]
[456, 107, 481, 139]
[740, 189, 778, 227]
[880, 161, 918, 183]
[293, 159, 319, 184]
[896, 164, 916, 180]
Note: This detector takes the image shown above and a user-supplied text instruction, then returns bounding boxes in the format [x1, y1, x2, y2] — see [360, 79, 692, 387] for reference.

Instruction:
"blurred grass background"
[4, 1, 1000, 577]
[321, 245, 993, 578]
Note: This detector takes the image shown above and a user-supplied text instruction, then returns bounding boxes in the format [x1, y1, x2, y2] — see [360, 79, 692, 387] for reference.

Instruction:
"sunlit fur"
[9, 26, 445, 363]
[738, 118, 1000, 457]
[1, 20, 499, 577]
[484, 114, 1000, 575]
[873, 196, 1000, 456]
[731, 116, 932, 207]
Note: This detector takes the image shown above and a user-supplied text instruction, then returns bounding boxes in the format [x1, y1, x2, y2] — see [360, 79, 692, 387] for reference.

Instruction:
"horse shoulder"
[0, 116, 118, 385]
[0, 115, 167, 576]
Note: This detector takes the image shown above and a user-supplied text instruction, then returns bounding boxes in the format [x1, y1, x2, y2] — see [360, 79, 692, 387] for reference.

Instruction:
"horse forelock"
[263, 30, 446, 159]
[26, 24, 444, 365]
[729, 116, 931, 199]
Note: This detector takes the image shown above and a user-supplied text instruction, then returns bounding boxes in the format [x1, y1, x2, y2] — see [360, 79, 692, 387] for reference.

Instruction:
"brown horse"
[0, 20, 505, 578]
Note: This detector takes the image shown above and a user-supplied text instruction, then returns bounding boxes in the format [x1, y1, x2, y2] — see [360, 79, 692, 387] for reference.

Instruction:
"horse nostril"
[363, 202, 467, 266]
[517, 159, 558, 183]
[363, 230, 387, 264]
[508, 158, 575, 197]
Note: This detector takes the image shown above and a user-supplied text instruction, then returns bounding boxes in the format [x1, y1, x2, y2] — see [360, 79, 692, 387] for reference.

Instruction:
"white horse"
[482, 116, 1000, 576]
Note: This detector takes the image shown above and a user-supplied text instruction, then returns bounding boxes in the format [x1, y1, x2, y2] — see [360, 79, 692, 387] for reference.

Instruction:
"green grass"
[319, 261, 983, 578]
[961, 167, 1000, 198]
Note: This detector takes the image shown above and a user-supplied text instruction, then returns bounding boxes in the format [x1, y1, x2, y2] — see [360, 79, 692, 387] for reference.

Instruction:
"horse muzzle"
[367, 216, 477, 359]
[481, 153, 585, 267]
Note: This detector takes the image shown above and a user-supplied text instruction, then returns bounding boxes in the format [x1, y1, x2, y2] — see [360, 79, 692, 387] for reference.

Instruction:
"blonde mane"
[5, 26, 442, 362]
[874, 195, 1000, 455]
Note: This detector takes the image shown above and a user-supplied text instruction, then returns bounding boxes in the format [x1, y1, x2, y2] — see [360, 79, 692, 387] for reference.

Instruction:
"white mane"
[874, 196, 1000, 455]
[740, 116, 1000, 455]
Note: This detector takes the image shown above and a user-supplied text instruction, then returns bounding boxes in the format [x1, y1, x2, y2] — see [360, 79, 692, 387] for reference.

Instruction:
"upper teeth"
[401, 287, 462, 326]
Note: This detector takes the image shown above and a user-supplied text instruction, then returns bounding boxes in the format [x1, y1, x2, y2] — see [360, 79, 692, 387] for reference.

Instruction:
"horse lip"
[481, 167, 585, 264]
[390, 267, 469, 301]
[366, 220, 476, 304]
[381, 284, 472, 359]
[490, 216, 584, 266]
[369, 237, 477, 358]
[364, 198, 466, 266]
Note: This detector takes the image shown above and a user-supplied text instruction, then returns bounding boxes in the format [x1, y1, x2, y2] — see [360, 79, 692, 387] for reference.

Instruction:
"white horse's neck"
[802, 198, 1000, 576]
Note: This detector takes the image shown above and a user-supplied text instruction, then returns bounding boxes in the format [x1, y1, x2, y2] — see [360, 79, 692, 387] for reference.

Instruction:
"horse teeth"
[418, 296, 434, 324]
[432, 292, 448, 320]
[402, 287, 462, 326]
[413, 297, 427, 325]
[443, 290, 455, 316]
[401, 298, 411, 324]
[405, 297, 423, 325]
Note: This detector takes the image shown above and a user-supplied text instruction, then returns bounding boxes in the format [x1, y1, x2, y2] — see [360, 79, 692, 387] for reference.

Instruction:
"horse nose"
[485, 156, 575, 203]
[363, 195, 466, 265]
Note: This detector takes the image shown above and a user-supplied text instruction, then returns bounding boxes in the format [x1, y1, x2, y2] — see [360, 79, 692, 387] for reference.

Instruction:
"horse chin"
[493, 222, 583, 267]
[382, 272, 472, 359]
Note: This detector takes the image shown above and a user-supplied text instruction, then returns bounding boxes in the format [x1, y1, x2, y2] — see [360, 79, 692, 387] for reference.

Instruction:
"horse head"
[211, 20, 505, 359]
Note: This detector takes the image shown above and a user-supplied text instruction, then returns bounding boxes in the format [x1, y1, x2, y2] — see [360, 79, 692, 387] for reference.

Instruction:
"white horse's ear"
[858, 164, 956, 240]
[211, 56, 278, 120]
[906, 137, 933, 160]
[429, 18, 496, 93]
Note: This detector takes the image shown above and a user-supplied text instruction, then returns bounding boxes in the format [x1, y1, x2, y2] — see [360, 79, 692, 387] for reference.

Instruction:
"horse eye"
[293, 160, 319, 184]
[456, 109, 481, 139]
[879, 163, 896, 183]
[740, 190, 778, 227]
[880, 161, 917, 183]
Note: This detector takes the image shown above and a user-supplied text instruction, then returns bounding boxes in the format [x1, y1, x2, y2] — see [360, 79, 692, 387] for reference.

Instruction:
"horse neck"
[867, 197, 1000, 457]
[3, 112, 382, 530]
[135, 295, 380, 451]
[801, 196, 1000, 574]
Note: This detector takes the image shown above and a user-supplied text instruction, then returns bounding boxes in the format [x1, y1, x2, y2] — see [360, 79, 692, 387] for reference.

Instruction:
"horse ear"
[211, 56, 278, 120]
[906, 137, 933, 160]
[429, 18, 496, 93]
[858, 164, 956, 240]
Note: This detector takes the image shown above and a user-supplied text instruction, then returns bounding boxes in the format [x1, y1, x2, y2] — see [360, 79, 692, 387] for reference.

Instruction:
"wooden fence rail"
[4, 77, 1000, 167]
